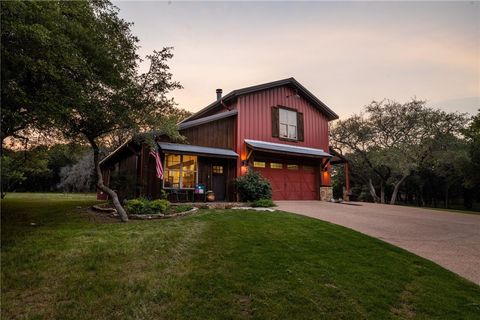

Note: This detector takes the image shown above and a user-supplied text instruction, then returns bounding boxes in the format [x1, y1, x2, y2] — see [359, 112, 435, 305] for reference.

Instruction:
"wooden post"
[344, 163, 350, 193]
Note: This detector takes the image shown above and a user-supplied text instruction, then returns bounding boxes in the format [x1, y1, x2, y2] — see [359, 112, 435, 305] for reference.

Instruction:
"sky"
[114, 1, 480, 119]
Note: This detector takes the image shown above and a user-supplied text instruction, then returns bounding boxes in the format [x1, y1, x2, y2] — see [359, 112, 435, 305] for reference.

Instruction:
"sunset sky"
[115, 1, 480, 119]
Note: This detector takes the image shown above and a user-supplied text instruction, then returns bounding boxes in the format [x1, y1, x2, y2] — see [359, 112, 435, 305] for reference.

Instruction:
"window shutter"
[297, 112, 304, 141]
[271, 106, 279, 137]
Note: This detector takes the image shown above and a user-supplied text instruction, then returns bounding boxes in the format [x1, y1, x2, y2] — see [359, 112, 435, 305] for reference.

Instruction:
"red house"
[99, 78, 339, 202]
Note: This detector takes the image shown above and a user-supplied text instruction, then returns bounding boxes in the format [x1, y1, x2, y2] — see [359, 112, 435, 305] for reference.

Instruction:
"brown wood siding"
[180, 116, 235, 149]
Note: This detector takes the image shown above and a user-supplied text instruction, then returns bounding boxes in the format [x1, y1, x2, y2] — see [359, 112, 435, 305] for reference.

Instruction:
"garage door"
[253, 161, 317, 200]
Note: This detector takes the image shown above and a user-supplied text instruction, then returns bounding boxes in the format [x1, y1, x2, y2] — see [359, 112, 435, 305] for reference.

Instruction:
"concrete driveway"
[276, 201, 480, 285]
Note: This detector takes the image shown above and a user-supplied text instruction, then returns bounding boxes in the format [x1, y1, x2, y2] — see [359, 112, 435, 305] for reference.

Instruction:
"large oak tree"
[1, 0, 183, 220]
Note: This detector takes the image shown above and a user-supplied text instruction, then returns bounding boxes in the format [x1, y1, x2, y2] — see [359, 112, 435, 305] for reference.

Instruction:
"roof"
[180, 77, 339, 123]
[157, 142, 238, 158]
[245, 139, 332, 158]
[99, 140, 134, 165]
[178, 110, 237, 130]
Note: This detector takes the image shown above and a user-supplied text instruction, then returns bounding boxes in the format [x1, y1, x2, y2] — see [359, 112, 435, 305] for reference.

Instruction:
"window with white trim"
[279, 108, 297, 140]
[163, 154, 197, 189]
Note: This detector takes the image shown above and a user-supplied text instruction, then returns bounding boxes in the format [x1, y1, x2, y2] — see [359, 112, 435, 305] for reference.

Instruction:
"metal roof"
[245, 139, 332, 158]
[178, 110, 237, 130]
[180, 77, 339, 123]
[157, 142, 238, 158]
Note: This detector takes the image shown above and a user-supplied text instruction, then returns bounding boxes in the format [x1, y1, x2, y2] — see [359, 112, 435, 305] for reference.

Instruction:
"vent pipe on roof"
[216, 88, 222, 101]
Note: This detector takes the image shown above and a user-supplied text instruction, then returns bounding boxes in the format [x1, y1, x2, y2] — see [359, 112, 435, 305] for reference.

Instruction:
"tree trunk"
[368, 179, 381, 203]
[390, 175, 408, 205]
[380, 181, 385, 204]
[445, 184, 449, 209]
[89, 139, 129, 222]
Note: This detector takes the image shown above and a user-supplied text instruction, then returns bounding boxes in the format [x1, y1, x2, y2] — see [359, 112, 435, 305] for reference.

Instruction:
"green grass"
[2, 194, 479, 319]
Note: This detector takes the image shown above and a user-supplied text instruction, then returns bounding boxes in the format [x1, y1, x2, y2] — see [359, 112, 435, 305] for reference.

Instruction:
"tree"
[57, 152, 94, 192]
[1, 155, 26, 198]
[331, 99, 468, 205]
[2, 1, 183, 221]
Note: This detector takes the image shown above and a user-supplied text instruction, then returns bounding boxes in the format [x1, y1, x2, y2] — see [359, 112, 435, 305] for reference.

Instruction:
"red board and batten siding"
[234, 86, 330, 177]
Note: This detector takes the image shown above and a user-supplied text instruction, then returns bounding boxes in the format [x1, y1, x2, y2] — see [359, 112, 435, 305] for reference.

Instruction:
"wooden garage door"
[254, 161, 317, 200]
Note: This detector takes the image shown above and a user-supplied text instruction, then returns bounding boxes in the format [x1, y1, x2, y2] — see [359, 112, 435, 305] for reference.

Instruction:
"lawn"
[1, 194, 479, 319]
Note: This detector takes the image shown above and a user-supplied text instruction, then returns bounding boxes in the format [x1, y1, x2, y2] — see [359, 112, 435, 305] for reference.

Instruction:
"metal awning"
[245, 139, 332, 158]
[157, 142, 238, 159]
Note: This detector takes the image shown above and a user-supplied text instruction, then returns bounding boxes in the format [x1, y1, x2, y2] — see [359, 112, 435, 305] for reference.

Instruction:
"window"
[253, 161, 266, 168]
[303, 165, 314, 171]
[287, 164, 299, 170]
[279, 108, 297, 140]
[212, 165, 223, 174]
[164, 154, 197, 189]
[270, 163, 283, 169]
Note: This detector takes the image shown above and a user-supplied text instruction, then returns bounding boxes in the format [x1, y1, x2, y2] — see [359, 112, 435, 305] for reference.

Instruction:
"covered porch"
[146, 142, 238, 202]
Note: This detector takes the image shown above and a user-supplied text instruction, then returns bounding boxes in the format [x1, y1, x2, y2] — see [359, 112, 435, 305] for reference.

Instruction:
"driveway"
[276, 201, 480, 285]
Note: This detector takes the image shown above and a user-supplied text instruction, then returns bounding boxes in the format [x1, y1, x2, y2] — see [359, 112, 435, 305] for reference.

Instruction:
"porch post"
[344, 163, 350, 201]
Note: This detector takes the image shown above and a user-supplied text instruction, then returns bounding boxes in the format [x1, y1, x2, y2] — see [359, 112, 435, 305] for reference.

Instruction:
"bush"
[126, 198, 148, 215]
[235, 170, 272, 202]
[150, 199, 170, 213]
[251, 198, 277, 208]
[126, 198, 170, 215]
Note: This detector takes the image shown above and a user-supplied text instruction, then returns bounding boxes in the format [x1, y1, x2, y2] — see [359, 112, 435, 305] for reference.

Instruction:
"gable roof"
[180, 77, 339, 123]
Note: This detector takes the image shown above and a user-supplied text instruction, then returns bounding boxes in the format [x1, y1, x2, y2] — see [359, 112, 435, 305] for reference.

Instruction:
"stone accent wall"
[320, 187, 333, 201]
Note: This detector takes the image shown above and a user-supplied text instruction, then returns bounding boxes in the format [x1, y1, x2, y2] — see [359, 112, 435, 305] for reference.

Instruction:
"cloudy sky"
[115, 1, 479, 119]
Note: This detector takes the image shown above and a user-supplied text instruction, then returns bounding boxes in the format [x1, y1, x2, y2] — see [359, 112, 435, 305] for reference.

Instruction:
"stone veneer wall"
[320, 187, 333, 201]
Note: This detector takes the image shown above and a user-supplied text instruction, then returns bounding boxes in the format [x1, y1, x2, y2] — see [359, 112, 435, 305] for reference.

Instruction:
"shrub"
[235, 170, 272, 202]
[150, 199, 170, 213]
[126, 198, 148, 215]
[126, 198, 170, 215]
[160, 189, 168, 200]
[251, 198, 277, 208]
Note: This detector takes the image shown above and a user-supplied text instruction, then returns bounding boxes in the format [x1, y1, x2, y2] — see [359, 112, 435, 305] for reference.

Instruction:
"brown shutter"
[297, 112, 304, 141]
[271, 106, 279, 137]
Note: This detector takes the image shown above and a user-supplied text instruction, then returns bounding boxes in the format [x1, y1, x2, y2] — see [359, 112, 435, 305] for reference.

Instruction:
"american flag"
[149, 148, 164, 180]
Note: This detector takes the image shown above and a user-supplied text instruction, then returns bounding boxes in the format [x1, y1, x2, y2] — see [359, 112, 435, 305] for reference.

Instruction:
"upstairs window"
[279, 108, 297, 140]
[272, 106, 304, 141]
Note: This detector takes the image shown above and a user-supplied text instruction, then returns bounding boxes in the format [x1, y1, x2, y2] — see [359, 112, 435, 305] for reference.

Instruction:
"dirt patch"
[77, 207, 120, 223]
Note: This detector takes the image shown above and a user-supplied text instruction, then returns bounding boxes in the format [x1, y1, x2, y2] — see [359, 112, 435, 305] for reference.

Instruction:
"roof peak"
[181, 77, 338, 123]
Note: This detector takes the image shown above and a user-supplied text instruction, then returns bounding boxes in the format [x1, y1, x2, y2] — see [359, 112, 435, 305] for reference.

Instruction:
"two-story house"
[98, 78, 339, 202]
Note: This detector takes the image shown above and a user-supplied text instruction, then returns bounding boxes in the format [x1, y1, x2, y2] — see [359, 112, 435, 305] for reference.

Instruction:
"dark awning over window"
[245, 139, 331, 158]
[157, 142, 238, 159]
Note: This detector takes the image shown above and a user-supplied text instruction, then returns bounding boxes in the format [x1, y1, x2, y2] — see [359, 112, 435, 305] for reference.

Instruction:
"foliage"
[57, 152, 94, 192]
[125, 198, 146, 215]
[170, 204, 193, 213]
[126, 198, 170, 215]
[2, 194, 480, 319]
[150, 199, 170, 213]
[251, 198, 277, 207]
[235, 170, 272, 202]
[331, 99, 469, 205]
[1, 155, 26, 197]
[1, 0, 185, 221]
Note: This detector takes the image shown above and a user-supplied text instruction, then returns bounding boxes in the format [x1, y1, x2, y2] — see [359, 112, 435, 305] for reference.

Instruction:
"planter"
[206, 191, 215, 202]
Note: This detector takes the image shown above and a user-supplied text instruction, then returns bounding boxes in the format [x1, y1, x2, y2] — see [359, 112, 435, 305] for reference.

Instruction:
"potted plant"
[206, 190, 215, 202]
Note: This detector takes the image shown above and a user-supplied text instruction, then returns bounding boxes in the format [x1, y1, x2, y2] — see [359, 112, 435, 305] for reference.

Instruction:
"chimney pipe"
[216, 88, 222, 101]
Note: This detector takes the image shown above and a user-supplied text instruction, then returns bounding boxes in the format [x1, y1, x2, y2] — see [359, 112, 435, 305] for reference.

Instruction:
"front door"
[212, 165, 226, 201]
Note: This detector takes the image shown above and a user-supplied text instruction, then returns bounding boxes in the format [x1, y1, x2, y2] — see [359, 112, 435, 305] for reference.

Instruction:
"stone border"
[129, 207, 199, 220]
[91, 205, 199, 220]
[231, 207, 277, 212]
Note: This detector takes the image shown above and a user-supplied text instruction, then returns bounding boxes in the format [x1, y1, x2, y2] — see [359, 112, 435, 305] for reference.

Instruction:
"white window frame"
[163, 154, 198, 189]
[279, 108, 298, 140]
